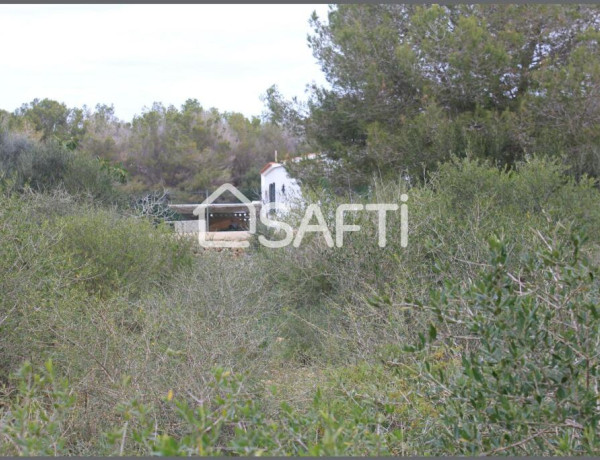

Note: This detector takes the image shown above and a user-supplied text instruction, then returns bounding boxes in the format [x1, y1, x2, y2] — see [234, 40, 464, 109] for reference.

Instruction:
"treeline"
[1, 98, 302, 201]
[2, 5, 599, 202]
[265, 4, 600, 191]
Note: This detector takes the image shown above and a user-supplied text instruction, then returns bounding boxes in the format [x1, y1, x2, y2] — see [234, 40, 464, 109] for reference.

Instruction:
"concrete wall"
[173, 220, 200, 233]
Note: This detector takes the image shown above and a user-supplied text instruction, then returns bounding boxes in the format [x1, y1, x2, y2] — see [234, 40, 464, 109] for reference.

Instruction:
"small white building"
[260, 162, 303, 208]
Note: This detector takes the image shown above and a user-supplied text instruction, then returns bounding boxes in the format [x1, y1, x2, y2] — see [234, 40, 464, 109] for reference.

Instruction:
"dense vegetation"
[268, 4, 600, 191]
[1, 99, 301, 201]
[1, 3, 600, 456]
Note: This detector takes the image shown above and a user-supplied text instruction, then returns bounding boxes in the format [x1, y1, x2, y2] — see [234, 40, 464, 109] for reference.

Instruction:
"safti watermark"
[193, 184, 408, 249]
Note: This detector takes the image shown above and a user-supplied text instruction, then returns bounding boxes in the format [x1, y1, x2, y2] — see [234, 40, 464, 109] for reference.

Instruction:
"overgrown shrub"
[0, 361, 76, 456]
[251, 156, 600, 364]
[0, 128, 123, 203]
[1, 157, 599, 455]
[404, 225, 600, 454]
[0, 191, 193, 381]
[55, 210, 192, 298]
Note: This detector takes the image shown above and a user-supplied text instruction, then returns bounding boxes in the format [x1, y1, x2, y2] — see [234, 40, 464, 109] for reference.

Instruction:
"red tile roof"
[260, 162, 280, 174]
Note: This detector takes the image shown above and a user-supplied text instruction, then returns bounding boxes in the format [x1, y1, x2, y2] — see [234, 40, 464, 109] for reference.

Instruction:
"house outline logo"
[193, 183, 256, 248]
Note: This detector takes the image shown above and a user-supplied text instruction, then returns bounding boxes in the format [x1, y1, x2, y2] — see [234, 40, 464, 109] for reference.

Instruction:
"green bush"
[251, 156, 600, 364]
[0, 360, 76, 456]
[0, 128, 123, 203]
[406, 225, 600, 455]
[62, 153, 124, 204]
[0, 191, 193, 383]
[2, 363, 393, 456]
[55, 209, 192, 298]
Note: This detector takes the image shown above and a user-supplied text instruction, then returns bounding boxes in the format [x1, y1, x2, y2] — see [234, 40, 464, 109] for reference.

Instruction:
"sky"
[0, 4, 331, 122]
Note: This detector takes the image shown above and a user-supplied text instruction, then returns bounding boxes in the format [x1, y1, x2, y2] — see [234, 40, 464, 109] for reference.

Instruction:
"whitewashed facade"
[260, 162, 303, 208]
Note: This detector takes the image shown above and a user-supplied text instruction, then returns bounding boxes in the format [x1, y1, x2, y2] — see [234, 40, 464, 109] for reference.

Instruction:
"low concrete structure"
[168, 201, 261, 244]
[170, 203, 260, 230]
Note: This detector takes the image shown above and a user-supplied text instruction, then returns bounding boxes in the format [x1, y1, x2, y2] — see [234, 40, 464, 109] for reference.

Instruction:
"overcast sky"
[0, 4, 331, 121]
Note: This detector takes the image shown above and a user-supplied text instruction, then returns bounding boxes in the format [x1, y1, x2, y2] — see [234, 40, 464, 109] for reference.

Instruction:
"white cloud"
[0, 4, 330, 120]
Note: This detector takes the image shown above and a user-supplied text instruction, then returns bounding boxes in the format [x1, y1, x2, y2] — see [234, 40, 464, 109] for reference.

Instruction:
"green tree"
[272, 5, 600, 189]
[14, 98, 85, 146]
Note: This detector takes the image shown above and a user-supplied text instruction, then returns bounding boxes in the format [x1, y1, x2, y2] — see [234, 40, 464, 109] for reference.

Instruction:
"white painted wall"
[260, 163, 302, 208]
